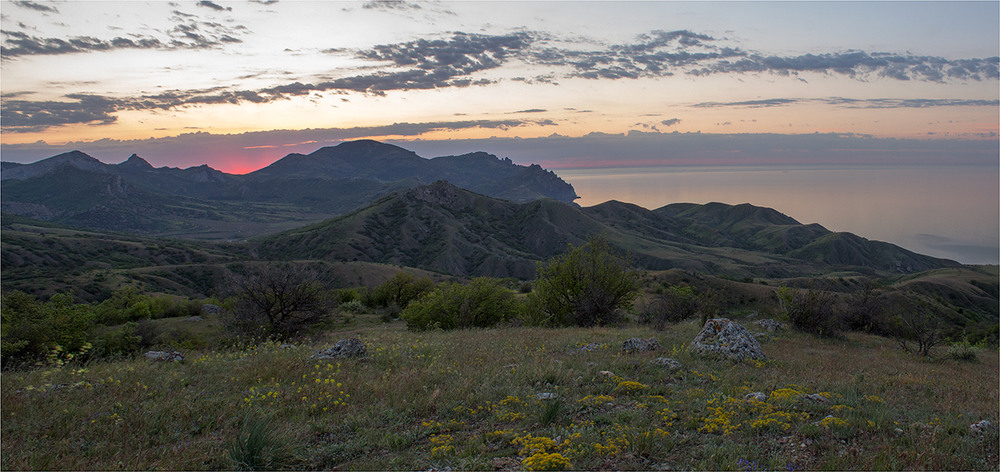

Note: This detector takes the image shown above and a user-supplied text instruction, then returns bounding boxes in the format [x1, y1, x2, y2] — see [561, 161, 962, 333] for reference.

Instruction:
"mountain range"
[258, 180, 957, 279]
[1, 140, 578, 238]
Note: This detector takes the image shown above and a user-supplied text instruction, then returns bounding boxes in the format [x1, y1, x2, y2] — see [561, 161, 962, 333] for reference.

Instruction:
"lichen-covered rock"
[689, 318, 765, 361]
[311, 338, 367, 360]
[805, 393, 830, 403]
[622, 337, 661, 353]
[145, 350, 183, 362]
[651, 357, 683, 371]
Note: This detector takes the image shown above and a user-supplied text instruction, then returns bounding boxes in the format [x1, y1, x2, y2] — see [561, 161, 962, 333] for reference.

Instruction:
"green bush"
[401, 277, 521, 330]
[92, 322, 142, 359]
[364, 272, 435, 310]
[946, 341, 979, 362]
[530, 236, 639, 327]
[1, 291, 96, 368]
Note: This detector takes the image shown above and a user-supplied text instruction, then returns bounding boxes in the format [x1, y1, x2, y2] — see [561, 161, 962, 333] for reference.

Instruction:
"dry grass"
[2, 319, 997, 470]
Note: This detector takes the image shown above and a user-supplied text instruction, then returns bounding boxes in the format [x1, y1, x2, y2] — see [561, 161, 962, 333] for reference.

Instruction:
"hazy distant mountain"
[259, 181, 957, 278]
[0, 140, 578, 238]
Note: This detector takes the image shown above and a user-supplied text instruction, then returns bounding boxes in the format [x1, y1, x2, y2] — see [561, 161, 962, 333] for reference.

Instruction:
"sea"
[558, 164, 1000, 265]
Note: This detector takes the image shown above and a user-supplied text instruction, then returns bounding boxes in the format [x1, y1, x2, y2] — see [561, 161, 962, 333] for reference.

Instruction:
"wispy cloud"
[693, 97, 1000, 109]
[197, 1, 232, 12]
[11, 1, 58, 13]
[1, 8, 247, 58]
[3, 27, 997, 132]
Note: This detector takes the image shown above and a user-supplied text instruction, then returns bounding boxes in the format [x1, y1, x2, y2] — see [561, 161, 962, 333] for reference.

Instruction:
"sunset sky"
[1, 0, 998, 172]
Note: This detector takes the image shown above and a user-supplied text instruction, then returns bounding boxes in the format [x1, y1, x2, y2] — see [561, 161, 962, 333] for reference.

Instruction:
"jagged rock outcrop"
[689, 318, 765, 361]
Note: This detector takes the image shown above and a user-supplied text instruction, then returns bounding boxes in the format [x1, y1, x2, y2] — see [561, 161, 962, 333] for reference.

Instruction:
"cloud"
[661, 118, 681, 126]
[821, 98, 1000, 108]
[197, 1, 232, 11]
[11, 1, 58, 13]
[249, 0, 278, 4]
[1, 8, 247, 58]
[687, 51, 1000, 82]
[694, 98, 798, 108]
[0, 94, 121, 132]
[691, 97, 999, 109]
[362, 0, 421, 11]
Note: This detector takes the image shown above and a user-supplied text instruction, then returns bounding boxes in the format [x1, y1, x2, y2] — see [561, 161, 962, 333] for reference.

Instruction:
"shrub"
[227, 413, 293, 470]
[92, 322, 142, 358]
[946, 341, 979, 362]
[778, 286, 841, 337]
[530, 236, 639, 327]
[364, 272, 435, 310]
[1, 291, 95, 368]
[401, 277, 521, 330]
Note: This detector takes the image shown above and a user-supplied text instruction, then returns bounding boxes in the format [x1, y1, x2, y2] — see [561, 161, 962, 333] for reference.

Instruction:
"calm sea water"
[558, 165, 999, 265]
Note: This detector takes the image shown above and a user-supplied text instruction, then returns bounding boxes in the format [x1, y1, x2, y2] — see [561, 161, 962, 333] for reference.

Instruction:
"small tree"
[364, 272, 435, 312]
[885, 298, 944, 357]
[530, 236, 639, 327]
[227, 264, 331, 339]
[777, 285, 841, 337]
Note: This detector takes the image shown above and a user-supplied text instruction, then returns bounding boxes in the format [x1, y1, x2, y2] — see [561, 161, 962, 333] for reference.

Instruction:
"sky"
[1, 0, 998, 263]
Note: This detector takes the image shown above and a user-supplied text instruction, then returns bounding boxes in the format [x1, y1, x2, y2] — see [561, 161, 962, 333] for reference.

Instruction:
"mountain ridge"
[259, 181, 958, 279]
[0, 140, 579, 238]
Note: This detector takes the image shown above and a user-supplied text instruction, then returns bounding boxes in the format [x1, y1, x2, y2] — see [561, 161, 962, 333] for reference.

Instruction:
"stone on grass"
[745, 392, 767, 402]
[622, 337, 661, 353]
[970, 420, 997, 436]
[201, 304, 223, 314]
[145, 350, 183, 362]
[651, 357, 683, 371]
[183, 315, 203, 322]
[536, 392, 558, 401]
[805, 393, 830, 403]
[756, 319, 786, 332]
[689, 318, 765, 361]
[312, 337, 366, 360]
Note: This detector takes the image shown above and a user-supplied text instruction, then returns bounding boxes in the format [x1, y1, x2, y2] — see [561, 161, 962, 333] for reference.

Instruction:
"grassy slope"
[3, 318, 996, 470]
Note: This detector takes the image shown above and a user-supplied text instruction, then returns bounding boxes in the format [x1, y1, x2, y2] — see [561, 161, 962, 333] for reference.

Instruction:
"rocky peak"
[117, 154, 154, 170]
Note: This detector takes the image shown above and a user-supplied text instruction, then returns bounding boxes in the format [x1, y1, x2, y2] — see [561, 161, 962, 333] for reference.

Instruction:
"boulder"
[689, 318, 765, 361]
[311, 337, 367, 360]
[145, 350, 183, 362]
[622, 337, 661, 353]
[651, 357, 683, 371]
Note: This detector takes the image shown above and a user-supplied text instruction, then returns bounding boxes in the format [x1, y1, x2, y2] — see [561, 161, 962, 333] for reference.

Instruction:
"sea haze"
[559, 164, 1000, 265]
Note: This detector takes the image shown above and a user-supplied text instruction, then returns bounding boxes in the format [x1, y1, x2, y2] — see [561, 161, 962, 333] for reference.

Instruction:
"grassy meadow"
[2, 315, 997, 470]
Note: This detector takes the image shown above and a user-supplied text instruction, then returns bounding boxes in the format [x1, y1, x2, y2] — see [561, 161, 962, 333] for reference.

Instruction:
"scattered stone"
[745, 392, 767, 402]
[571, 342, 605, 353]
[145, 350, 183, 362]
[756, 319, 786, 332]
[598, 370, 616, 377]
[689, 318, 765, 361]
[970, 420, 997, 436]
[311, 338, 366, 360]
[622, 337, 661, 353]
[536, 392, 558, 401]
[201, 304, 223, 315]
[805, 393, 830, 403]
[893, 427, 905, 435]
[183, 315, 203, 322]
[651, 357, 683, 371]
